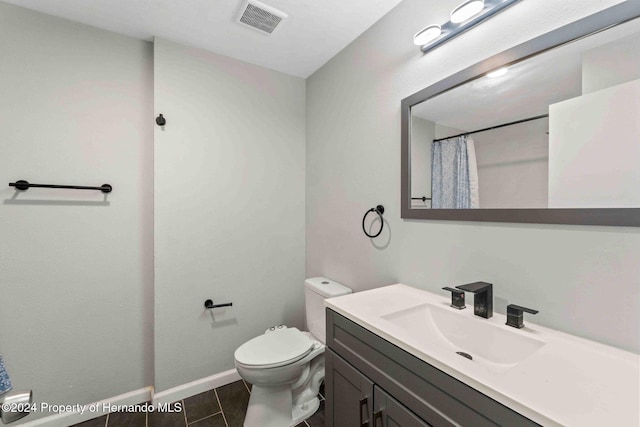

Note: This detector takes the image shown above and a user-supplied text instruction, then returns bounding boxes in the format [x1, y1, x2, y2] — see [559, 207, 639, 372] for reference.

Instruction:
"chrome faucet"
[455, 282, 493, 319]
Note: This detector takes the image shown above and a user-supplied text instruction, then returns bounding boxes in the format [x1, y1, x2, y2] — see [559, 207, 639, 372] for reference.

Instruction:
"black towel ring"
[362, 205, 385, 238]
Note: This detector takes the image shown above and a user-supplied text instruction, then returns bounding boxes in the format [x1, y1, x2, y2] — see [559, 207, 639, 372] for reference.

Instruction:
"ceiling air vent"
[236, 0, 288, 35]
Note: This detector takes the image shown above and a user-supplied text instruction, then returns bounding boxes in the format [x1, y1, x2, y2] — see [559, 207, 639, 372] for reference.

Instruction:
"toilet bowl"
[234, 277, 351, 427]
[235, 327, 325, 426]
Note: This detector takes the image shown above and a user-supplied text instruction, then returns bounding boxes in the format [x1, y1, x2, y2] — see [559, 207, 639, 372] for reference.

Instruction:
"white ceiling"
[0, 0, 404, 78]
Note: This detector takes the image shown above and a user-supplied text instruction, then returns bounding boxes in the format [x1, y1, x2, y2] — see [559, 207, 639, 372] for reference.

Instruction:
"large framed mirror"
[401, 1, 640, 226]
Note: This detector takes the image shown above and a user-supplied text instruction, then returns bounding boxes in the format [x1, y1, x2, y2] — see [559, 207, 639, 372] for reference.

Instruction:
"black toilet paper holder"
[204, 299, 233, 309]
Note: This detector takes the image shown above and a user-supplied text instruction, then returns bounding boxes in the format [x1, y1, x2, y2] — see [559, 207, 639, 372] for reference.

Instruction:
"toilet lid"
[234, 327, 314, 367]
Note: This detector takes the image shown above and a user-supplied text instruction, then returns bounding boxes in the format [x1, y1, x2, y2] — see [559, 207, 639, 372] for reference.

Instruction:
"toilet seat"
[235, 327, 314, 369]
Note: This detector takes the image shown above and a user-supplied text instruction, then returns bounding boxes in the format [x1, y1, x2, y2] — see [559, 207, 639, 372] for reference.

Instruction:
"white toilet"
[234, 277, 352, 427]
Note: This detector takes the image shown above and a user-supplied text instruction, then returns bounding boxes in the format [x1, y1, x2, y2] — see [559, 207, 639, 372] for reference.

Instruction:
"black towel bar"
[9, 180, 112, 193]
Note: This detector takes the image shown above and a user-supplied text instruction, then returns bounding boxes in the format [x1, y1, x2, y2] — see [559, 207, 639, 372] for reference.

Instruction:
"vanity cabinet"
[326, 350, 427, 427]
[326, 349, 372, 426]
[374, 386, 430, 427]
[325, 309, 540, 427]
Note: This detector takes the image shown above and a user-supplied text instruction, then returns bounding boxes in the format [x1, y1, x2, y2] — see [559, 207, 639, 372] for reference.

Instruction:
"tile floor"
[71, 380, 325, 427]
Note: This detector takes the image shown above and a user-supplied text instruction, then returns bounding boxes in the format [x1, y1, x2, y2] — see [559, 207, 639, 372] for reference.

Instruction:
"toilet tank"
[305, 277, 351, 344]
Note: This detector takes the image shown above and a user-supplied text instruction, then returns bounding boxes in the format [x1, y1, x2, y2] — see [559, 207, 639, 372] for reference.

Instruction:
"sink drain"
[456, 351, 473, 360]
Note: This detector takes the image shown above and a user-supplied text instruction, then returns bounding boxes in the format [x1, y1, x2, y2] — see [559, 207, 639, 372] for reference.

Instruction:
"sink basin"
[325, 284, 639, 427]
[381, 303, 545, 371]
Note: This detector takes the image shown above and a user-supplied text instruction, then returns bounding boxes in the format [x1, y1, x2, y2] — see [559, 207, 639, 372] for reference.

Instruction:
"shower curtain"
[431, 135, 479, 208]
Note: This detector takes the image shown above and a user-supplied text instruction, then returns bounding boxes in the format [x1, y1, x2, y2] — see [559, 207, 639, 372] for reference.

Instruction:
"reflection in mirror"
[409, 16, 640, 210]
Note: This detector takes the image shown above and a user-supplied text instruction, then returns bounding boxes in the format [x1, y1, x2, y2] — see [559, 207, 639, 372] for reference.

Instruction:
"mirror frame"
[401, 1, 640, 226]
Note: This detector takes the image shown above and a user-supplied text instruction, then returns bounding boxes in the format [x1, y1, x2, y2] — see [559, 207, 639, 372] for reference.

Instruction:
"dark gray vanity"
[325, 309, 539, 427]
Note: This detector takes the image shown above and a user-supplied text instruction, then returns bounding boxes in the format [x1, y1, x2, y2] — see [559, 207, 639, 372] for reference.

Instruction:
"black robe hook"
[156, 114, 166, 126]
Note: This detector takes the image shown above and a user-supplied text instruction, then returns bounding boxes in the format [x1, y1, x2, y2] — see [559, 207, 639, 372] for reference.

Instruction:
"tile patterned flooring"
[71, 380, 325, 427]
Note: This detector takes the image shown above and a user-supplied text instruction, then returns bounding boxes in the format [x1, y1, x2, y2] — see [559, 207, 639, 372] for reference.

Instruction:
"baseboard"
[152, 368, 241, 405]
[21, 387, 153, 427]
[20, 369, 241, 426]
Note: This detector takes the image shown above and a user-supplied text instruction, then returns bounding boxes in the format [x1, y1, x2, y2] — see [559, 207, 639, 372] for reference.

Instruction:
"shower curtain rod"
[432, 114, 549, 142]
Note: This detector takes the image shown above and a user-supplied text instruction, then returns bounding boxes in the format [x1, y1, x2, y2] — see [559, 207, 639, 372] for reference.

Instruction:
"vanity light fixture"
[416, 0, 521, 54]
[486, 67, 508, 78]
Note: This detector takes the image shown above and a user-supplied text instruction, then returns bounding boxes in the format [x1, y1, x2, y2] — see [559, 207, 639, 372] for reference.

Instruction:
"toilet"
[234, 277, 352, 427]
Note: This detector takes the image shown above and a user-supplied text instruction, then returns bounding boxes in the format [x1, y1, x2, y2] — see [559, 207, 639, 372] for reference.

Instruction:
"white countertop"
[325, 284, 640, 427]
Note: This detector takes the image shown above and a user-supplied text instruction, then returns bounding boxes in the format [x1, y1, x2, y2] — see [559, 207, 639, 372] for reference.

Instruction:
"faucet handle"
[506, 304, 539, 329]
[442, 287, 466, 310]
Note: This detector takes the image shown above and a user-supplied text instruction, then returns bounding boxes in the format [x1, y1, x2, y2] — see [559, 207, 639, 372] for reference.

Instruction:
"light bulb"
[451, 0, 485, 24]
[487, 67, 508, 78]
[414, 25, 442, 46]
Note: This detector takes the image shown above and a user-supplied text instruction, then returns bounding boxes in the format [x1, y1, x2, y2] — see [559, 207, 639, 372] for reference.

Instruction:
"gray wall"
[0, 1, 153, 421]
[306, 0, 639, 353]
[582, 31, 640, 93]
[473, 118, 549, 208]
[0, 1, 306, 412]
[154, 39, 306, 391]
[410, 117, 434, 208]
